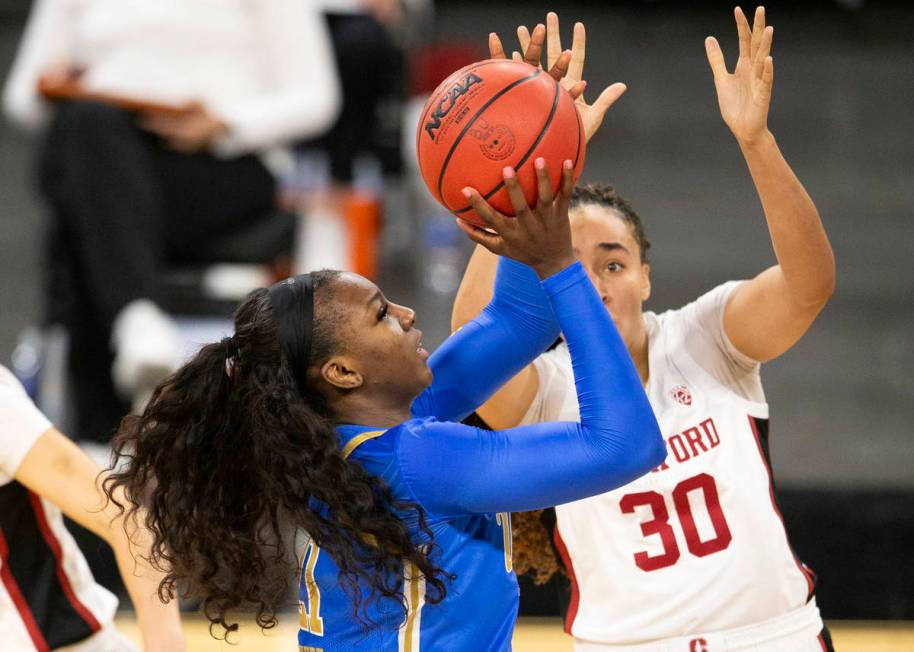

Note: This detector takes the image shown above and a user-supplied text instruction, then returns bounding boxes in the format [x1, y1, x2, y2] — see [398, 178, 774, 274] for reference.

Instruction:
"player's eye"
[606, 262, 624, 272]
[377, 302, 389, 321]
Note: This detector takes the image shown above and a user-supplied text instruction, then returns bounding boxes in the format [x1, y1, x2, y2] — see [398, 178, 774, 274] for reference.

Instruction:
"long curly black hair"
[104, 271, 449, 636]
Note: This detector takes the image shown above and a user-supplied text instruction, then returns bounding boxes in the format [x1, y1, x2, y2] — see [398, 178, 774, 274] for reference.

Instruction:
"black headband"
[268, 274, 314, 393]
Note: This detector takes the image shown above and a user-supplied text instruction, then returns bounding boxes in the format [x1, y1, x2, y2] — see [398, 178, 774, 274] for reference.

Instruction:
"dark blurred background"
[2, 0, 912, 620]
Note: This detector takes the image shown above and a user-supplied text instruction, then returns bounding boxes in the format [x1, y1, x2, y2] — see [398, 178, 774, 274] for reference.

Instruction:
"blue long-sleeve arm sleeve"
[397, 262, 666, 517]
[409, 257, 559, 423]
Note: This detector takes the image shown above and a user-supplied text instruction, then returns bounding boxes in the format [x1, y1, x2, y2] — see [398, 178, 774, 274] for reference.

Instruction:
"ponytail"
[105, 283, 449, 636]
[511, 510, 563, 585]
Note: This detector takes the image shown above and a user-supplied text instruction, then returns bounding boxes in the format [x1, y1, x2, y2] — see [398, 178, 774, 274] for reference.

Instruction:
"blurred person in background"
[2, 0, 341, 440]
[0, 364, 184, 651]
[454, 9, 837, 651]
[310, 0, 409, 183]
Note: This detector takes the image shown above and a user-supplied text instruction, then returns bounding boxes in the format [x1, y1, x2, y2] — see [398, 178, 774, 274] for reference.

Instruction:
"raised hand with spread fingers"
[488, 12, 627, 142]
[705, 6, 775, 146]
[701, 6, 835, 365]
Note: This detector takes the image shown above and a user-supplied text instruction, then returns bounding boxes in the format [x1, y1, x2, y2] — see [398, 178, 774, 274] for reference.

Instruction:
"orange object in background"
[342, 191, 381, 279]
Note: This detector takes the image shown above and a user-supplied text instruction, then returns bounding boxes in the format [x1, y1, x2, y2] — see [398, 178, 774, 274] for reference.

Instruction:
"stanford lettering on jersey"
[651, 417, 721, 473]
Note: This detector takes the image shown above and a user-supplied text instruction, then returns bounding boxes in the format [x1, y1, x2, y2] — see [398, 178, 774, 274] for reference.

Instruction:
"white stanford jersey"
[0, 365, 122, 651]
[522, 282, 819, 644]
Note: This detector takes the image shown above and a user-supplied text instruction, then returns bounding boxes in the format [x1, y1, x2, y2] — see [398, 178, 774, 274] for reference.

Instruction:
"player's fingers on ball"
[502, 166, 532, 219]
[561, 159, 574, 196]
[704, 37, 727, 80]
[489, 32, 506, 59]
[548, 50, 572, 83]
[512, 51, 523, 62]
[534, 157, 554, 209]
[735, 6, 751, 60]
[568, 22, 586, 83]
[524, 24, 546, 68]
[455, 218, 505, 254]
[546, 12, 562, 70]
[552, 160, 574, 219]
[464, 186, 509, 233]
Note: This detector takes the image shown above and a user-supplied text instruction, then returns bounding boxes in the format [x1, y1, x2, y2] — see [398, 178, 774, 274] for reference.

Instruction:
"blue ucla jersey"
[295, 261, 664, 651]
[297, 421, 518, 652]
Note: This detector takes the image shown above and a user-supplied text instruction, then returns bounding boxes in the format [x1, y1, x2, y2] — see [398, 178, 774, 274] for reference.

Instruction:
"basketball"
[416, 59, 586, 229]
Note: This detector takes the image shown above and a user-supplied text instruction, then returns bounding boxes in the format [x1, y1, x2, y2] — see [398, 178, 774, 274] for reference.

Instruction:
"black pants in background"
[308, 13, 405, 182]
[37, 101, 277, 442]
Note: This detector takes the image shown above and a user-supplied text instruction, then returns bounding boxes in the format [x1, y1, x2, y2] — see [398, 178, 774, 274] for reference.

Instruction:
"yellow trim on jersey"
[298, 540, 324, 635]
[341, 430, 386, 459]
[402, 562, 422, 652]
[496, 512, 514, 572]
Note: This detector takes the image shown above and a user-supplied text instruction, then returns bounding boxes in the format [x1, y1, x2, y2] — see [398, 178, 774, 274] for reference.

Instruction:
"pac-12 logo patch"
[671, 384, 692, 406]
[688, 638, 709, 652]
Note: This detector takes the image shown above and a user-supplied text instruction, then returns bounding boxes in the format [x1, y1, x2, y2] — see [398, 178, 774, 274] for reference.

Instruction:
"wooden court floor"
[114, 614, 914, 650]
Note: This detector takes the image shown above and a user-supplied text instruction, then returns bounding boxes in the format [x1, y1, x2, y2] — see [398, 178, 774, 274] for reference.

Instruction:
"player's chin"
[417, 362, 433, 388]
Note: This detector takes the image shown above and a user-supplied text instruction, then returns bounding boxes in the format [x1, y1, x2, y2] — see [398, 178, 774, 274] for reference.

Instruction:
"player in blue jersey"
[102, 157, 665, 650]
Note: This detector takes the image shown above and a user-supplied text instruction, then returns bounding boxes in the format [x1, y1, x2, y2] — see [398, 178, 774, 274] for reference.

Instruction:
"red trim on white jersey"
[0, 529, 50, 651]
[746, 415, 816, 599]
[28, 493, 103, 634]
[817, 632, 828, 651]
[553, 525, 580, 635]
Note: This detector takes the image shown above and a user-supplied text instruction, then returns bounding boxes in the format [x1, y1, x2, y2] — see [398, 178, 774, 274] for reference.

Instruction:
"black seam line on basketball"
[454, 77, 561, 214]
[436, 68, 542, 210]
[416, 60, 512, 154]
[572, 100, 583, 169]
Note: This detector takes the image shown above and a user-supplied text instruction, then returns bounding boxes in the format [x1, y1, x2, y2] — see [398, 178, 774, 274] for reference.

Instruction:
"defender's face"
[569, 204, 651, 352]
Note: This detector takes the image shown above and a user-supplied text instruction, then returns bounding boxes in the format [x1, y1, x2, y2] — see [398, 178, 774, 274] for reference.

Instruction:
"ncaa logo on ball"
[424, 72, 484, 142]
[470, 119, 515, 161]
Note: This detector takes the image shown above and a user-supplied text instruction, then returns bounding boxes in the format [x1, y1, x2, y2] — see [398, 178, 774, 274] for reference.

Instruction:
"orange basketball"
[416, 59, 585, 229]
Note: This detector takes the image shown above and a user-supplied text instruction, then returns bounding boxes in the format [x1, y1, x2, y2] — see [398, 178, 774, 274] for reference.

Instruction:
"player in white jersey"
[453, 8, 836, 651]
[0, 365, 184, 651]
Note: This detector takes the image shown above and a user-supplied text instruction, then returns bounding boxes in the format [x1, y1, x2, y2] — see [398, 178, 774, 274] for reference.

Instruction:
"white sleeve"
[0, 366, 53, 484]
[2, 0, 79, 131]
[519, 346, 574, 425]
[674, 281, 765, 402]
[210, 0, 341, 157]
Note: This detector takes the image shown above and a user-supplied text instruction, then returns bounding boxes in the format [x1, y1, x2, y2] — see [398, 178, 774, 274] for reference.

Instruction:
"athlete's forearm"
[544, 263, 660, 444]
[400, 263, 664, 516]
[739, 130, 835, 306]
[105, 496, 186, 650]
[415, 256, 558, 422]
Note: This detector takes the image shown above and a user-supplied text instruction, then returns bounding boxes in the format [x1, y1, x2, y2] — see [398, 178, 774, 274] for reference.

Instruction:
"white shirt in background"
[2, 0, 341, 159]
